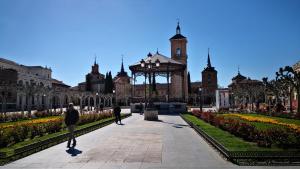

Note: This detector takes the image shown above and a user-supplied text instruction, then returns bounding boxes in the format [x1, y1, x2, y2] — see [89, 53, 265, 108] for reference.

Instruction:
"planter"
[144, 110, 158, 121]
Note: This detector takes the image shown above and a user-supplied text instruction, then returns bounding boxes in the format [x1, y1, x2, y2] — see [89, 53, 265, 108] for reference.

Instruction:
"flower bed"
[181, 112, 300, 165]
[191, 110, 300, 149]
[223, 113, 300, 132]
[0, 111, 113, 149]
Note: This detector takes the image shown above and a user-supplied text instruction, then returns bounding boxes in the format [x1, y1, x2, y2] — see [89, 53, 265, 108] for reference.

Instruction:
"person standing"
[139, 102, 144, 115]
[65, 103, 79, 148]
[113, 104, 122, 124]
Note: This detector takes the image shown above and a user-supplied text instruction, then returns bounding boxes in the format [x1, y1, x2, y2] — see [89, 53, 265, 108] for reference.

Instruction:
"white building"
[216, 88, 230, 110]
[0, 58, 53, 110]
[0, 58, 52, 87]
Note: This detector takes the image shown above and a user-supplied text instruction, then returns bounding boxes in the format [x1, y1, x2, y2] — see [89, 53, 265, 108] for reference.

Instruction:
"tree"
[262, 77, 281, 106]
[276, 66, 300, 117]
[104, 72, 109, 94]
[188, 72, 191, 94]
[108, 71, 114, 93]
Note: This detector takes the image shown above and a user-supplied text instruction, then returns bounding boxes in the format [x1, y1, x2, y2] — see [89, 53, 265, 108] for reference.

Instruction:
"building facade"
[170, 23, 189, 101]
[228, 71, 264, 110]
[201, 51, 218, 105]
[85, 60, 105, 93]
[216, 88, 230, 110]
[0, 68, 18, 111]
[114, 59, 131, 105]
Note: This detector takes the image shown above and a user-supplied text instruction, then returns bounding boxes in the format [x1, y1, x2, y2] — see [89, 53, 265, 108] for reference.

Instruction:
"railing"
[180, 114, 300, 166]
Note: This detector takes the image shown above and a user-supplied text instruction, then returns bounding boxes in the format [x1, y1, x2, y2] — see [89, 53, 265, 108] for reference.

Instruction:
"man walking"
[65, 103, 79, 148]
[113, 104, 122, 124]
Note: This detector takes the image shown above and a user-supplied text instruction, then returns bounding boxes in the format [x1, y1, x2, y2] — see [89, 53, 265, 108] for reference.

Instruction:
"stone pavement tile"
[140, 163, 162, 169]
[124, 151, 145, 163]
[100, 163, 122, 169]
[79, 162, 104, 169]
[106, 151, 130, 163]
[60, 162, 86, 169]
[119, 162, 141, 169]
[132, 145, 148, 152]
[143, 151, 162, 163]
[0, 162, 28, 168]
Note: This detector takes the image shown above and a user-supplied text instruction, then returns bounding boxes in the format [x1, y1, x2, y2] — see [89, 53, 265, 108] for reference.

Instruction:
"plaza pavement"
[0, 113, 298, 169]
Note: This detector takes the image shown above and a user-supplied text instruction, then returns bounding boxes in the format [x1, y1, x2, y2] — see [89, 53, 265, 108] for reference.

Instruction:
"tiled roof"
[169, 34, 186, 40]
[132, 53, 184, 66]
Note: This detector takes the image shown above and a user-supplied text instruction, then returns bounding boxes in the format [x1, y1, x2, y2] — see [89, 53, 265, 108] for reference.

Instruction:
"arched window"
[176, 48, 181, 56]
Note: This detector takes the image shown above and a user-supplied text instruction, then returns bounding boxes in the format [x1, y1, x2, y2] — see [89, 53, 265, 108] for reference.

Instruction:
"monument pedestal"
[144, 110, 158, 121]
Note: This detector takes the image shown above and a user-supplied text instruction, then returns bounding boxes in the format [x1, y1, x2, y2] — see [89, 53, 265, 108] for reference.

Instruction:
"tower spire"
[121, 55, 125, 73]
[207, 48, 211, 68]
[176, 19, 181, 34]
[94, 54, 97, 65]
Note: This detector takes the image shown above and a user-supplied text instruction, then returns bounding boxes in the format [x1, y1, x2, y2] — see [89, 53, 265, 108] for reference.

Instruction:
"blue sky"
[0, 0, 299, 87]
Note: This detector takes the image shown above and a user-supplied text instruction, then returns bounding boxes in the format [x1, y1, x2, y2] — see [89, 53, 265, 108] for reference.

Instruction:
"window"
[176, 48, 181, 56]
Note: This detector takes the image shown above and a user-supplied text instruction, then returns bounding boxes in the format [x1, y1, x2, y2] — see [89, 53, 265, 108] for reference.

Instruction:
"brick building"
[201, 51, 218, 105]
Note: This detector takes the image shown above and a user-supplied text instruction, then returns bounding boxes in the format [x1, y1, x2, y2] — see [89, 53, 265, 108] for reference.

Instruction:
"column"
[94, 96, 96, 111]
[88, 97, 90, 111]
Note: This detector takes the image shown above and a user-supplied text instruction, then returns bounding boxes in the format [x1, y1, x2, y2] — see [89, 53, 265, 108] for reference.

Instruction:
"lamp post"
[96, 92, 99, 112]
[199, 88, 203, 112]
[140, 58, 160, 109]
[112, 90, 115, 107]
[42, 94, 46, 111]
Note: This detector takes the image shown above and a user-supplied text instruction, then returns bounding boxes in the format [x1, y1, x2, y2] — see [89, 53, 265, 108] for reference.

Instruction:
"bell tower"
[170, 22, 188, 101]
[170, 22, 188, 64]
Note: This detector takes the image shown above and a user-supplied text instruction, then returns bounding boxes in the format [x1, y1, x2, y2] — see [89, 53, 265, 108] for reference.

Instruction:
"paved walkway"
[1, 114, 298, 169]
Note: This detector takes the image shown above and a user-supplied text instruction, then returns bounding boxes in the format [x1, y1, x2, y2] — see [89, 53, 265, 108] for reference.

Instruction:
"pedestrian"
[139, 102, 144, 115]
[64, 103, 79, 148]
[113, 104, 122, 124]
[100, 104, 104, 113]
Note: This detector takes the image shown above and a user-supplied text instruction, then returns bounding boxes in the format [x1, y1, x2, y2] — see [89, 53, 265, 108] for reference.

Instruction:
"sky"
[0, 0, 299, 87]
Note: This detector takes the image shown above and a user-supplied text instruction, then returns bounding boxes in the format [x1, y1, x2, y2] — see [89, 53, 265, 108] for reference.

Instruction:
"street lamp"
[155, 59, 160, 67]
[140, 58, 160, 109]
[199, 88, 203, 112]
[42, 94, 46, 110]
[141, 59, 145, 68]
[96, 93, 99, 112]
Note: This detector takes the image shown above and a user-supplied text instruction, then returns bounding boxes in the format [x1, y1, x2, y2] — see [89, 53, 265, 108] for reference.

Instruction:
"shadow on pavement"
[66, 147, 82, 157]
[154, 119, 189, 128]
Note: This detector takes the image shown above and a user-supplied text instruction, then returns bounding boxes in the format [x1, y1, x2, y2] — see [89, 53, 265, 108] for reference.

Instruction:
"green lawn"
[182, 113, 283, 151]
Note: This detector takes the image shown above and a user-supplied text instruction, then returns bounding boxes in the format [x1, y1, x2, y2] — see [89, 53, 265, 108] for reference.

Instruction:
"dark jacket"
[113, 106, 121, 116]
[65, 109, 79, 126]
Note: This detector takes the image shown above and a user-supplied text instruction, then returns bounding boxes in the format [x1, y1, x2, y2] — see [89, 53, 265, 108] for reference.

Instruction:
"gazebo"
[129, 52, 186, 103]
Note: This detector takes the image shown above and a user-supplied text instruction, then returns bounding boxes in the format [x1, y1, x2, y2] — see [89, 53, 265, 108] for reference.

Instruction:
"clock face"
[176, 48, 181, 56]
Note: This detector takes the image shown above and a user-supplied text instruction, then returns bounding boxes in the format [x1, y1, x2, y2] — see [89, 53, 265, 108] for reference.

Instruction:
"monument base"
[144, 110, 158, 121]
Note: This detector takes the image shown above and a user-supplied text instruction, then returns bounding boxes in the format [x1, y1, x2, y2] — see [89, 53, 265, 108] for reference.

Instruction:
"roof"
[51, 78, 70, 88]
[232, 72, 246, 81]
[131, 52, 184, 66]
[169, 34, 186, 40]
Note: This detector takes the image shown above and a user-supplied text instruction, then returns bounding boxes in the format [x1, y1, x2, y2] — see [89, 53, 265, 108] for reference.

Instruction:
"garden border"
[180, 113, 300, 166]
[0, 113, 131, 165]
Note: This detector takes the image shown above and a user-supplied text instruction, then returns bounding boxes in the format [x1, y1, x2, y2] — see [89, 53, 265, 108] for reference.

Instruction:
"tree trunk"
[290, 88, 293, 113]
[297, 88, 300, 118]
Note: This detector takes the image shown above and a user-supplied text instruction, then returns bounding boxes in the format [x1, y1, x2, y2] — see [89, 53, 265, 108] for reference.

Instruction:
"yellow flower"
[223, 114, 300, 132]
